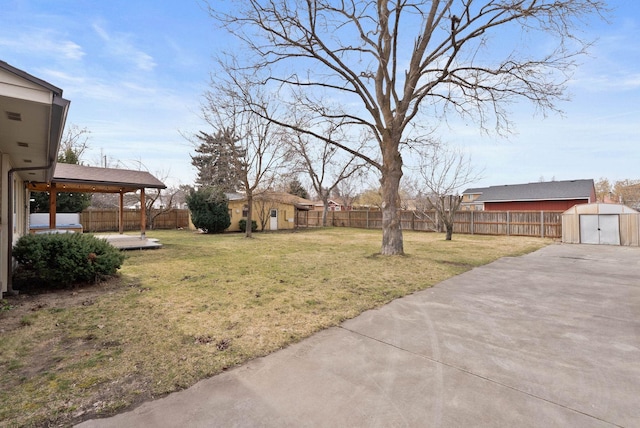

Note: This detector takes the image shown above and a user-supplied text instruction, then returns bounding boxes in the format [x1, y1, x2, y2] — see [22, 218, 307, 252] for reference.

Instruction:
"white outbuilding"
[562, 203, 640, 246]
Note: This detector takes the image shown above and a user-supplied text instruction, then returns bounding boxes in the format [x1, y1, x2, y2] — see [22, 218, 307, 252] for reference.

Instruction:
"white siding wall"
[0, 155, 8, 293]
[0, 155, 30, 294]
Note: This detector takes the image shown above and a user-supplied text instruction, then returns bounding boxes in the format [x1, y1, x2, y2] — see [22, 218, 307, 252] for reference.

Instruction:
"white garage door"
[579, 214, 620, 245]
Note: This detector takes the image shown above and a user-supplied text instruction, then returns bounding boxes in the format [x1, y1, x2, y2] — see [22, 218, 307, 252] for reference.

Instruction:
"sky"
[1, 1, 638, 191]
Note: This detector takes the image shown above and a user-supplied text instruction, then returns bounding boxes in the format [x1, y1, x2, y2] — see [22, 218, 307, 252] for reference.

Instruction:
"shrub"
[0, 299, 14, 312]
[238, 219, 258, 232]
[12, 233, 126, 287]
[186, 187, 231, 233]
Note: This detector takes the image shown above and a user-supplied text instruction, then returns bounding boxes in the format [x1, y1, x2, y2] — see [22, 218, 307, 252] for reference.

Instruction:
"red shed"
[462, 179, 596, 211]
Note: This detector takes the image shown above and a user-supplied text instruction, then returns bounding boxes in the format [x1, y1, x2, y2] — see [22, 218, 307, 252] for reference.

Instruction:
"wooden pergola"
[26, 163, 166, 237]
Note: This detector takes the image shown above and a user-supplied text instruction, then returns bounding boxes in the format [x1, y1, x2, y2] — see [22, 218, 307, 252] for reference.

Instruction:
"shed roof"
[563, 202, 638, 215]
[226, 191, 315, 208]
[27, 163, 166, 194]
[464, 179, 594, 203]
[256, 191, 315, 206]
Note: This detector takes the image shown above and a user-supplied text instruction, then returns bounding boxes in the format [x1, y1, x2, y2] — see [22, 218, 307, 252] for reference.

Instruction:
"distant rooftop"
[464, 179, 594, 202]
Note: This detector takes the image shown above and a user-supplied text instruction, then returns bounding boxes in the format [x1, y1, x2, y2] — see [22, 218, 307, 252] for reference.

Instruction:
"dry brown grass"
[0, 228, 550, 426]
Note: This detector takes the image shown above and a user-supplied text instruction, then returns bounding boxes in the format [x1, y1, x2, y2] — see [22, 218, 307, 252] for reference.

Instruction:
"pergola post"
[49, 184, 57, 229]
[119, 192, 124, 235]
[140, 188, 146, 239]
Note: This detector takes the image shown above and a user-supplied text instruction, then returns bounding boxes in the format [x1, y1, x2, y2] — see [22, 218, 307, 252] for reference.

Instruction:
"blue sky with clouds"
[1, 1, 638, 190]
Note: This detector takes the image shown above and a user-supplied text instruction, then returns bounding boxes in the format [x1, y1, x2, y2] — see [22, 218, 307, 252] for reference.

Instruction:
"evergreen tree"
[288, 178, 309, 199]
[186, 187, 231, 233]
[191, 129, 243, 192]
[58, 146, 80, 164]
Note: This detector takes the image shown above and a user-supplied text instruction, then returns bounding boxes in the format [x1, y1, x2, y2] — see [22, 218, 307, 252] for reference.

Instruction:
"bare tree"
[208, 0, 605, 255]
[357, 187, 383, 210]
[201, 75, 290, 237]
[31, 124, 93, 212]
[594, 177, 612, 202]
[143, 186, 184, 230]
[334, 170, 368, 212]
[614, 179, 640, 209]
[290, 132, 368, 226]
[593, 178, 640, 207]
[90, 193, 119, 209]
[253, 194, 278, 231]
[59, 124, 91, 163]
[412, 145, 481, 240]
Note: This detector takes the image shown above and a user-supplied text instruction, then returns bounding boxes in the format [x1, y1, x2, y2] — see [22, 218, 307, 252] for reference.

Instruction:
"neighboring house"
[461, 179, 596, 211]
[460, 187, 486, 211]
[313, 198, 354, 211]
[226, 191, 315, 232]
[0, 61, 70, 296]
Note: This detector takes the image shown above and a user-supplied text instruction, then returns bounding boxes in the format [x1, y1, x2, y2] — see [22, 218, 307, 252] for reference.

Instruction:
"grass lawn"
[0, 228, 550, 426]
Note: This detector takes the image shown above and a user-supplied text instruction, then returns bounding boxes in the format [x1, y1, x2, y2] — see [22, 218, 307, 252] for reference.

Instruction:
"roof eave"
[482, 197, 591, 203]
[0, 60, 65, 95]
[54, 178, 166, 189]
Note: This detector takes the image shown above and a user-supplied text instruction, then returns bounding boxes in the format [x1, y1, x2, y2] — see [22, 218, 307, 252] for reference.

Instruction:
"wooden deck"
[98, 234, 163, 250]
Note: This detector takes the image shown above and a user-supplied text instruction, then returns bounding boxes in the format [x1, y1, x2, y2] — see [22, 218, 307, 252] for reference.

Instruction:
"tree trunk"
[245, 192, 253, 238]
[445, 224, 453, 241]
[380, 139, 404, 255]
[321, 195, 329, 227]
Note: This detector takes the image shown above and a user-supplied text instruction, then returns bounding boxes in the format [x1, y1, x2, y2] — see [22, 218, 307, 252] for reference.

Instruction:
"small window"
[270, 209, 277, 218]
[242, 204, 249, 217]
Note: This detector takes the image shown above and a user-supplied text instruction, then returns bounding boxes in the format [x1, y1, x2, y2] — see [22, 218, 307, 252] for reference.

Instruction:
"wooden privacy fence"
[80, 209, 190, 233]
[80, 208, 561, 238]
[297, 210, 563, 238]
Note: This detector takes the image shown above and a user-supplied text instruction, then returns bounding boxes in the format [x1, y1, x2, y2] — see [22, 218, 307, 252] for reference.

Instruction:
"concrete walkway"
[77, 244, 640, 428]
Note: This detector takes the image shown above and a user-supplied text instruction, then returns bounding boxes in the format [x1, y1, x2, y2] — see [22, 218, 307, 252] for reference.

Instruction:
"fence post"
[470, 210, 474, 235]
[366, 210, 369, 229]
[541, 210, 544, 238]
[506, 211, 510, 236]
